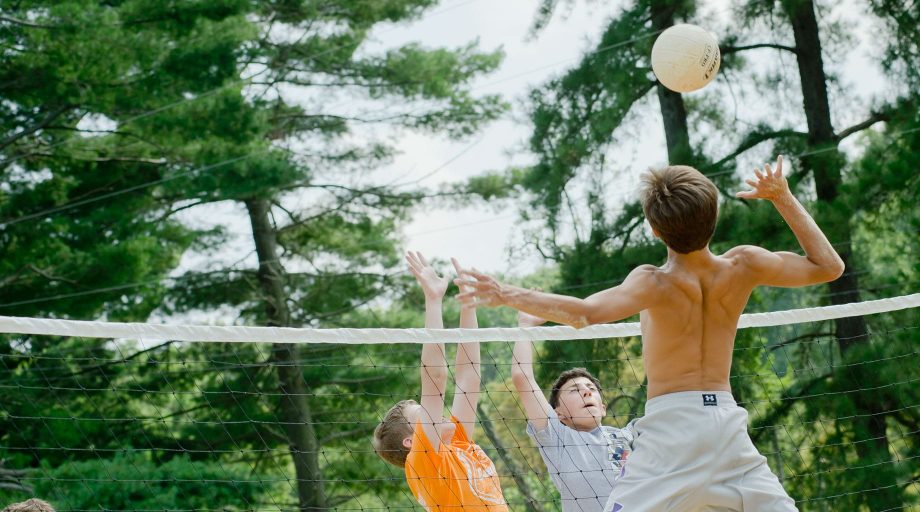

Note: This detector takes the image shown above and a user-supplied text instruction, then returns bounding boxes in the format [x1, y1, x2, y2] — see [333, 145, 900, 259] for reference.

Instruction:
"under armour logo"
[702, 394, 718, 406]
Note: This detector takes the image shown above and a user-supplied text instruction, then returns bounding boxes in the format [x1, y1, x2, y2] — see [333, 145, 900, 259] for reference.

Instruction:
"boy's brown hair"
[548, 368, 604, 409]
[641, 165, 719, 254]
[2, 499, 56, 512]
[373, 399, 416, 467]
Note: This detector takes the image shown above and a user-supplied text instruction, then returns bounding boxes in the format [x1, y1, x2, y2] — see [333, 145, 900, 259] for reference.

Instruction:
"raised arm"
[450, 258, 480, 435]
[510, 311, 555, 431]
[406, 251, 452, 448]
[455, 265, 660, 328]
[735, 155, 845, 287]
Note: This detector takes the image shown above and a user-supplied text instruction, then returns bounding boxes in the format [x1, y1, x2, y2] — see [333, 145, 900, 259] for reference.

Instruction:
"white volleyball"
[651, 24, 721, 93]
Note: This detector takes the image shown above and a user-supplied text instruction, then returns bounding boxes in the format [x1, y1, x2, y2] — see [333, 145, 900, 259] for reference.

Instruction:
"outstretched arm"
[450, 258, 480, 435]
[510, 311, 555, 431]
[735, 155, 845, 287]
[406, 251, 451, 448]
[456, 265, 659, 328]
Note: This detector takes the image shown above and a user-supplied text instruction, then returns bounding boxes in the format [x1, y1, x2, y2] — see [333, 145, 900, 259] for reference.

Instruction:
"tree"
[516, 0, 920, 509]
[1, 1, 506, 510]
[147, 2, 504, 509]
[1, 2, 254, 506]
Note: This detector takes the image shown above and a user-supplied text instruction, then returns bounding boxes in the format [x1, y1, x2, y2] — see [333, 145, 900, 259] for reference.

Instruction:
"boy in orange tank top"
[373, 252, 507, 511]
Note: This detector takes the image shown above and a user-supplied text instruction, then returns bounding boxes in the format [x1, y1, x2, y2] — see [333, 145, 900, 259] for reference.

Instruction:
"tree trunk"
[476, 404, 546, 512]
[784, 0, 900, 508]
[246, 197, 327, 511]
[650, 0, 693, 164]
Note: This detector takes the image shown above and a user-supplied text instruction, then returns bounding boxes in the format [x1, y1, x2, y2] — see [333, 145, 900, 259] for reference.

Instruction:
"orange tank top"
[405, 416, 508, 511]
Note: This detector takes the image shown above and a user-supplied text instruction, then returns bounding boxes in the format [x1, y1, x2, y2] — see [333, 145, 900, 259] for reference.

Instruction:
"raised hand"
[454, 269, 504, 308]
[406, 251, 448, 301]
[451, 258, 475, 310]
[736, 155, 790, 201]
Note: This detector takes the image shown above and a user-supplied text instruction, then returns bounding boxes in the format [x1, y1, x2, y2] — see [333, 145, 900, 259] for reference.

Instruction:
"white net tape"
[0, 292, 916, 344]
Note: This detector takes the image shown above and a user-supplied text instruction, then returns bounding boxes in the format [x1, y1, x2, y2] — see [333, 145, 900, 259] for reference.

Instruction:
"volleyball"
[651, 23, 721, 93]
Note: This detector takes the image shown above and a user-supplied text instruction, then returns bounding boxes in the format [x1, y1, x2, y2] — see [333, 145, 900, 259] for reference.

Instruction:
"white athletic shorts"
[604, 391, 798, 512]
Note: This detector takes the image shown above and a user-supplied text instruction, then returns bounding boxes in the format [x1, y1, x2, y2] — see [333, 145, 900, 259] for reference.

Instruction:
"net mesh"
[0, 296, 918, 511]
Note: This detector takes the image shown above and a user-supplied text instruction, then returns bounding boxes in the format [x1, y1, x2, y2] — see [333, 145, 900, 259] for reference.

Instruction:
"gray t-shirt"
[527, 410, 635, 512]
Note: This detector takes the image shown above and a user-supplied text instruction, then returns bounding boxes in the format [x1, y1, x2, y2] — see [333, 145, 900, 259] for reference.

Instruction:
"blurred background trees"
[0, 0, 917, 510]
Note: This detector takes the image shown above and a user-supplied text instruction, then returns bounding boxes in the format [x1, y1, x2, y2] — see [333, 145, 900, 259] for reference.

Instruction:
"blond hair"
[641, 165, 718, 253]
[372, 399, 416, 467]
[2, 499, 56, 512]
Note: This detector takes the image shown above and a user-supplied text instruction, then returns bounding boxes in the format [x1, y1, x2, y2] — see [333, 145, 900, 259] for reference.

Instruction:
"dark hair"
[641, 165, 719, 254]
[548, 368, 603, 409]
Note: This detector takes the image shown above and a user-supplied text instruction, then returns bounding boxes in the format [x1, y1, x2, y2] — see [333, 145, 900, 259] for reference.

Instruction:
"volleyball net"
[0, 294, 918, 511]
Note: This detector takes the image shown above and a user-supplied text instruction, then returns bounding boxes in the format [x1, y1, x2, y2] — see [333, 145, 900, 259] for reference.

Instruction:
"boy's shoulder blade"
[723, 244, 769, 259]
[628, 264, 668, 294]
[723, 245, 776, 271]
[632, 264, 664, 281]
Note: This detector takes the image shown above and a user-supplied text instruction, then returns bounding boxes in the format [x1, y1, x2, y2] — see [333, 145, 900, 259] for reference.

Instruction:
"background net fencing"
[0, 294, 918, 511]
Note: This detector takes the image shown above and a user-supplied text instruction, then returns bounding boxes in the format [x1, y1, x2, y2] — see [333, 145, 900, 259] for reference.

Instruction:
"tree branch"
[721, 43, 797, 56]
[22, 151, 170, 167]
[41, 125, 174, 154]
[476, 404, 547, 512]
[43, 341, 176, 382]
[768, 331, 834, 352]
[0, 481, 33, 492]
[0, 14, 62, 29]
[0, 265, 31, 288]
[0, 463, 32, 493]
[1, 264, 78, 288]
[150, 199, 206, 224]
[835, 110, 891, 141]
[327, 495, 355, 508]
[318, 424, 376, 445]
[324, 375, 390, 386]
[0, 104, 73, 150]
[24, 264, 77, 285]
[707, 129, 808, 172]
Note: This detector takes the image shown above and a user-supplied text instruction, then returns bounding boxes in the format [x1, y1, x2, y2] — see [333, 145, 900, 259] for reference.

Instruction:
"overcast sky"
[367, 0, 887, 276]
[176, 0, 890, 285]
[373, 0, 660, 276]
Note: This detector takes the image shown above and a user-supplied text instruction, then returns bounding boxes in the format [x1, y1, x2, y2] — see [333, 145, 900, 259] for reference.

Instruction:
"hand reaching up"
[406, 251, 448, 301]
[454, 269, 505, 308]
[736, 155, 791, 202]
[451, 257, 475, 310]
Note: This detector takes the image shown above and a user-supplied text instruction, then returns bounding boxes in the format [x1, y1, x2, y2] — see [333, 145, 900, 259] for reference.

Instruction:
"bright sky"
[364, 0, 889, 276]
[175, 0, 891, 284]
[370, 0, 658, 276]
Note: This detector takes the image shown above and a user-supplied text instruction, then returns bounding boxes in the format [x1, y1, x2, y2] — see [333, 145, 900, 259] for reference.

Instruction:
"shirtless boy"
[456, 156, 843, 511]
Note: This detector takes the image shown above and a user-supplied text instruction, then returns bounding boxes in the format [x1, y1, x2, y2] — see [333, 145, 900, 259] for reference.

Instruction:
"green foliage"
[1, 0, 507, 509]
[0, 0, 254, 320]
[867, 0, 920, 88]
[29, 452, 275, 510]
[2, 0, 919, 510]
[516, 1, 920, 510]
[527, 1, 655, 230]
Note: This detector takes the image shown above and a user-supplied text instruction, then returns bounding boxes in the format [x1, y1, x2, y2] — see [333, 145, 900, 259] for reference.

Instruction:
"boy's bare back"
[638, 247, 769, 397]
